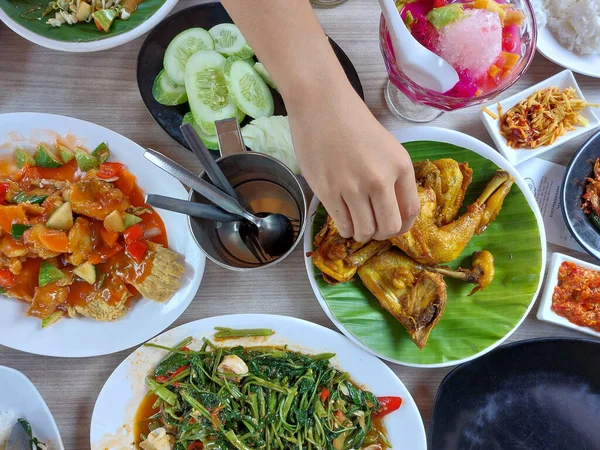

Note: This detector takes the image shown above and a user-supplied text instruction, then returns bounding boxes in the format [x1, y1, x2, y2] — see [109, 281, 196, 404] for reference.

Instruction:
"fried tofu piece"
[66, 217, 93, 266]
[68, 274, 132, 321]
[69, 177, 130, 220]
[133, 243, 184, 302]
[27, 284, 69, 319]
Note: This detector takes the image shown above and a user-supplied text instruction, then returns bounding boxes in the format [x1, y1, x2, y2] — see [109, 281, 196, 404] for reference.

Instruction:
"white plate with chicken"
[0, 112, 205, 357]
[304, 127, 546, 368]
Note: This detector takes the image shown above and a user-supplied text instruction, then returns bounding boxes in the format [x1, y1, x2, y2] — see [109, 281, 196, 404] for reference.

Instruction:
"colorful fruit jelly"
[400, 0, 525, 98]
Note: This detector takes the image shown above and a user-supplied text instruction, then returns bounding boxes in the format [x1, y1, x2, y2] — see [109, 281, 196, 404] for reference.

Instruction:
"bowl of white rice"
[532, 0, 600, 77]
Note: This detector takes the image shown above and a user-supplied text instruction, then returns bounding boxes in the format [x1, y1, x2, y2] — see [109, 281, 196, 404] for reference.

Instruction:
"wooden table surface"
[1, 0, 599, 448]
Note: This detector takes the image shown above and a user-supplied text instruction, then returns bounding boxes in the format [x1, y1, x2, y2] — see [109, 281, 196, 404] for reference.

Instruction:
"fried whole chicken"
[309, 158, 515, 349]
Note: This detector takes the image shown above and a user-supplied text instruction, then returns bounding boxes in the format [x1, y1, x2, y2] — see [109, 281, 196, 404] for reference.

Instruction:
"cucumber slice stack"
[152, 23, 277, 149]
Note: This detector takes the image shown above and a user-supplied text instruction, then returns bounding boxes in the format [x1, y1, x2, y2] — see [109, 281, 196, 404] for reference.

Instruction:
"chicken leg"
[391, 170, 515, 265]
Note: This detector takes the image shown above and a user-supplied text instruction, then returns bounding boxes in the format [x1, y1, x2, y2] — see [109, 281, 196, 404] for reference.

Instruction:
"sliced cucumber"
[15, 147, 36, 169]
[164, 28, 214, 85]
[46, 202, 73, 231]
[182, 112, 219, 151]
[74, 147, 99, 171]
[254, 62, 278, 91]
[104, 210, 125, 232]
[73, 262, 96, 284]
[185, 50, 240, 135]
[224, 58, 274, 119]
[123, 212, 142, 229]
[58, 145, 74, 163]
[209, 23, 255, 59]
[152, 70, 188, 106]
[35, 143, 62, 168]
[38, 262, 64, 287]
[41, 310, 63, 328]
[92, 9, 117, 32]
[92, 142, 110, 164]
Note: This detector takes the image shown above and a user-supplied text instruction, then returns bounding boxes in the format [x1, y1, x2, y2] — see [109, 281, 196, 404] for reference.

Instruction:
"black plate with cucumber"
[136, 2, 363, 152]
[562, 129, 600, 261]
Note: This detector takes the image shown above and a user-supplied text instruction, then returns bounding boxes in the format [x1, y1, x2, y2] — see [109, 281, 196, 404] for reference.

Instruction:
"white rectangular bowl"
[480, 70, 599, 166]
[537, 252, 600, 339]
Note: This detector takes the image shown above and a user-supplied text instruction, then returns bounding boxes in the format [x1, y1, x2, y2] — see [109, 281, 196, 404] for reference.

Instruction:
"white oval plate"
[0, 0, 178, 53]
[0, 365, 64, 450]
[537, 27, 600, 79]
[90, 314, 427, 450]
[304, 126, 547, 368]
[0, 112, 205, 357]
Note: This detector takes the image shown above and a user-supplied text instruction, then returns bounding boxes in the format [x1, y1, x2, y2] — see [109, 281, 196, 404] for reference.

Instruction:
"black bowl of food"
[562, 129, 600, 261]
[136, 1, 364, 151]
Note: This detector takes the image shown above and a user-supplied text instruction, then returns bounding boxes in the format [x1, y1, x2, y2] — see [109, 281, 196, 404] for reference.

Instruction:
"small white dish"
[90, 314, 427, 450]
[537, 27, 600, 79]
[536, 252, 600, 339]
[0, 366, 64, 450]
[480, 69, 599, 166]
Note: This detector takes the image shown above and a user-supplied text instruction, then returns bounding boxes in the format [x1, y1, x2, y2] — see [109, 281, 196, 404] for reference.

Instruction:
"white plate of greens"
[136, 2, 363, 158]
[90, 314, 427, 450]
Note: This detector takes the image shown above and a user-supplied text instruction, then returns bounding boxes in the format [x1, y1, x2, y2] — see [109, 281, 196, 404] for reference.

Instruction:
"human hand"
[287, 84, 420, 243]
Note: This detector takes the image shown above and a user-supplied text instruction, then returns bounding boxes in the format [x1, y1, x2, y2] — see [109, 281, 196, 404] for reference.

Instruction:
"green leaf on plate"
[0, 0, 167, 43]
[310, 141, 543, 365]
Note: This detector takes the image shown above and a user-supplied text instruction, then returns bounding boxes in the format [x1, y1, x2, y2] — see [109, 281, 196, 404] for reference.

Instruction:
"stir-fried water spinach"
[136, 333, 401, 450]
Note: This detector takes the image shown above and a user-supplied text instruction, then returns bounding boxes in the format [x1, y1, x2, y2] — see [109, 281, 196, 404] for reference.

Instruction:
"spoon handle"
[180, 123, 238, 200]
[144, 149, 256, 223]
[146, 194, 241, 223]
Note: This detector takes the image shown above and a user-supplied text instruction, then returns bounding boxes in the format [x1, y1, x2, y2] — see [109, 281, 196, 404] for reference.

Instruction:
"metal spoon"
[144, 149, 296, 257]
[145, 194, 241, 223]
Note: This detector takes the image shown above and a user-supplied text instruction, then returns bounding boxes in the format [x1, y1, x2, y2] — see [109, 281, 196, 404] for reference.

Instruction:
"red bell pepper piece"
[96, 162, 125, 180]
[0, 182, 10, 205]
[126, 240, 148, 263]
[0, 269, 16, 289]
[372, 396, 403, 418]
[123, 224, 143, 246]
[318, 387, 330, 404]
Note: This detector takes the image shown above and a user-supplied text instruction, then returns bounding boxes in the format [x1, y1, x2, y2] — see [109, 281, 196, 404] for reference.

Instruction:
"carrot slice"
[0, 205, 28, 233]
[38, 230, 69, 253]
[100, 227, 120, 247]
[115, 169, 136, 196]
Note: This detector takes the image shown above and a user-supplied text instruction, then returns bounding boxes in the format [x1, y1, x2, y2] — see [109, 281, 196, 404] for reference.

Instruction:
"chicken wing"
[358, 249, 447, 349]
[391, 170, 515, 265]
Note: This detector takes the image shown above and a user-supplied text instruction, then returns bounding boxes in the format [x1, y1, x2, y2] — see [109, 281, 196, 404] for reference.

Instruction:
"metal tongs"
[144, 120, 296, 263]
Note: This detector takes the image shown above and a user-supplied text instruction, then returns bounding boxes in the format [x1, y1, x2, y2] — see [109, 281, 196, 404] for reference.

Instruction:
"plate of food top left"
[0, 112, 205, 357]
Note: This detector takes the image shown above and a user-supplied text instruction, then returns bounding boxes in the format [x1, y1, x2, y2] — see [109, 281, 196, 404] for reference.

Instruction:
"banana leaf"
[310, 141, 543, 365]
[0, 0, 166, 42]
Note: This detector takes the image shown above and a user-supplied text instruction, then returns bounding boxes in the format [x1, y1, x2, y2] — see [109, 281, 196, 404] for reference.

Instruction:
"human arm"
[221, 0, 420, 241]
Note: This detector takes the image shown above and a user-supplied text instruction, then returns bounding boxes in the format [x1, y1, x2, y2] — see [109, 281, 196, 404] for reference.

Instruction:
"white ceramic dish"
[0, 366, 64, 450]
[90, 314, 427, 450]
[479, 70, 600, 166]
[537, 252, 600, 339]
[0, 112, 205, 357]
[537, 27, 600, 79]
[0, 0, 178, 53]
[304, 126, 547, 368]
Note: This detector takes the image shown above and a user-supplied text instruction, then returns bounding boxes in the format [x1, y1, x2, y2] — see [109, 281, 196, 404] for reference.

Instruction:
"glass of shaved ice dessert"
[380, 0, 537, 122]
